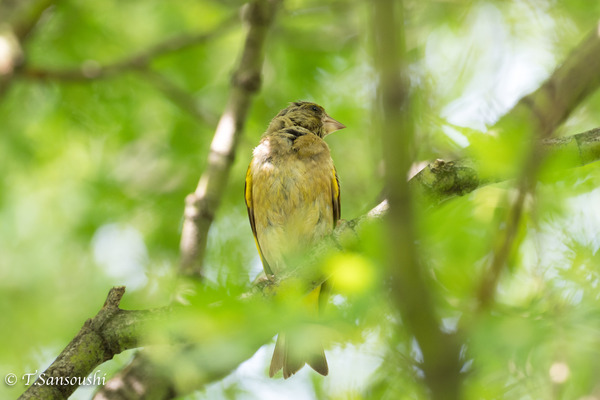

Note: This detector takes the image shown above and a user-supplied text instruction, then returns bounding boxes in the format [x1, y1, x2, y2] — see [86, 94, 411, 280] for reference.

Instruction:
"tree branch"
[15, 125, 600, 398]
[19, 14, 238, 81]
[8, 14, 237, 125]
[14, 192, 391, 400]
[17, 287, 169, 400]
[474, 22, 600, 309]
[543, 126, 600, 165]
[140, 68, 220, 126]
[495, 21, 600, 138]
[92, 352, 176, 400]
[179, 0, 280, 277]
[408, 127, 600, 203]
[16, 10, 600, 400]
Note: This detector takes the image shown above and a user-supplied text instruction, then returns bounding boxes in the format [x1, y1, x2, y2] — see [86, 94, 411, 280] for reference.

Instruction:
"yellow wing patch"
[245, 165, 253, 211]
[331, 167, 341, 226]
[245, 162, 274, 275]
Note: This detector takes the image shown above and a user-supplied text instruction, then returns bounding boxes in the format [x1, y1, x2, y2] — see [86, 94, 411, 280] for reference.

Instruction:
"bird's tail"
[269, 284, 329, 378]
[269, 331, 328, 378]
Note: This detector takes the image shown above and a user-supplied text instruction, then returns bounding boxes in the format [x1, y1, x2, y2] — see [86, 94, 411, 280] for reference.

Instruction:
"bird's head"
[268, 101, 345, 138]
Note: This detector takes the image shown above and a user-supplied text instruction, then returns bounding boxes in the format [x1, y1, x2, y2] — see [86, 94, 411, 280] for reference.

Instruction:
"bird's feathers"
[245, 102, 344, 378]
[245, 165, 273, 275]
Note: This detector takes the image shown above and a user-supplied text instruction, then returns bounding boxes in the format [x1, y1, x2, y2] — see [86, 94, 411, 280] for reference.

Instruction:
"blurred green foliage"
[1, 0, 600, 399]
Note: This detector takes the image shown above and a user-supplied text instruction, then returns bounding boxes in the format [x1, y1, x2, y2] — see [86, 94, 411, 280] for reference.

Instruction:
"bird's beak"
[322, 114, 346, 136]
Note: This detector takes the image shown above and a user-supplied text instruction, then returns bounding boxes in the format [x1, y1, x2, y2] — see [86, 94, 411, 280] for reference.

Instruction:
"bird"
[244, 101, 345, 378]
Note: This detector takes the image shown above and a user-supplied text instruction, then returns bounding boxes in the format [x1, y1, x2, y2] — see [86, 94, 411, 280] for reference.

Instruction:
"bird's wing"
[318, 167, 341, 311]
[332, 166, 341, 226]
[245, 163, 273, 275]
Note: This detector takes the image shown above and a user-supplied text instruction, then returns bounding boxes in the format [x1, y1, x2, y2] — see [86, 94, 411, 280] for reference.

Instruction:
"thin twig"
[19, 14, 239, 81]
[141, 68, 220, 126]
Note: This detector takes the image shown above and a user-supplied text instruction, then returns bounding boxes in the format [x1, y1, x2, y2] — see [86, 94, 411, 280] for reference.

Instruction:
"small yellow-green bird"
[245, 101, 345, 378]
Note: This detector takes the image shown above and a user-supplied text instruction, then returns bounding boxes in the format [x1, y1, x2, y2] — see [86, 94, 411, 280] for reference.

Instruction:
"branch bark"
[409, 126, 600, 203]
[17, 287, 169, 400]
[179, 0, 280, 277]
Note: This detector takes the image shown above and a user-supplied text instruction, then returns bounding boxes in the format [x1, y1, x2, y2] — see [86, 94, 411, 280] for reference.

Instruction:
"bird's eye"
[311, 105, 319, 112]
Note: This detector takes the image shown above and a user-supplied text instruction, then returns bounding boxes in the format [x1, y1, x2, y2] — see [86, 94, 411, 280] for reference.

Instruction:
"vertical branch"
[371, 1, 462, 399]
[476, 171, 531, 309]
[179, 0, 280, 277]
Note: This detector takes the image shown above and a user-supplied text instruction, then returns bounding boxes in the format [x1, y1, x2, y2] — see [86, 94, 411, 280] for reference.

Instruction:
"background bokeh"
[1, 0, 600, 399]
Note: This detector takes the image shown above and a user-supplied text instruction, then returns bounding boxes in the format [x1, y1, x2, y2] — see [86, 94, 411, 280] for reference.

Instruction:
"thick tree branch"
[18, 287, 169, 400]
[179, 0, 280, 277]
[542, 127, 600, 165]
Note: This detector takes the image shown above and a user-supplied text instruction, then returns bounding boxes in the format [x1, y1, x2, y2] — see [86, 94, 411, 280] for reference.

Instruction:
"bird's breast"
[250, 135, 335, 274]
